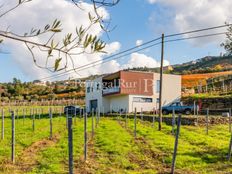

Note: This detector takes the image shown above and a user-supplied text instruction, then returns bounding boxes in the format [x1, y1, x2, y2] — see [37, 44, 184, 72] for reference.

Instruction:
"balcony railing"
[102, 86, 120, 95]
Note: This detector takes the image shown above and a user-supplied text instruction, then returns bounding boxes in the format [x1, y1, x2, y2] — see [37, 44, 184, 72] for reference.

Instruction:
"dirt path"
[74, 132, 99, 174]
[1, 134, 61, 174]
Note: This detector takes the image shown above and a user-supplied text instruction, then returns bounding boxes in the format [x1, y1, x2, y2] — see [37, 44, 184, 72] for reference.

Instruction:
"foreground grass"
[0, 114, 232, 174]
[126, 118, 232, 173]
[94, 119, 159, 174]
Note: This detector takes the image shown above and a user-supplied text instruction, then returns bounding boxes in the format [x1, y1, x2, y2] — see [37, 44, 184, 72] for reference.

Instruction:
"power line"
[38, 37, 162, 81]
[38, 24, 230, 81]
[165, 32, 227, 43]
[165, 24, 229, 38]
[43, 41, 162, 80]
[61, 31, 228, 80]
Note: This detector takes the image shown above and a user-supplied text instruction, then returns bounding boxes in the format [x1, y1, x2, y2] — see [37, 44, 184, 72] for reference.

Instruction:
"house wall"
[128, 95, 155, 113]
[153, 73, 181, 107]
[85, 71, 182, 113]
[104, 95, 129, 113]
[120, 71, 154, 96]
[85, 77, 108, 113]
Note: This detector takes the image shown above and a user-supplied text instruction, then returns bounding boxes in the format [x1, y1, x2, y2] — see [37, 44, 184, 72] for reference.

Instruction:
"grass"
[126, 118, 232, 173]
[0, 112, 232, 174]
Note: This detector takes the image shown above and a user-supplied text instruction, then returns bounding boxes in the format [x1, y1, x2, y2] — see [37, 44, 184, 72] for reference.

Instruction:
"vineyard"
[0, 107, 232, 174]
[182, 71, 232, 88]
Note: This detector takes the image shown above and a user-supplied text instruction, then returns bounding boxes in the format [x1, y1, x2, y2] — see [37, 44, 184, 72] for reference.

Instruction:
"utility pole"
[159, 33, 164, 131]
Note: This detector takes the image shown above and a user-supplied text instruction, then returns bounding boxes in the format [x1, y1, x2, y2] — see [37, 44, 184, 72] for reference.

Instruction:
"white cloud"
[147, 0, 157, 4]
[104, 42, 121, 55]
[136, 40, 143, 46]
[147, 0, 232, 45]
[122, 52, 169, 69]
[0, 0, 120, 80]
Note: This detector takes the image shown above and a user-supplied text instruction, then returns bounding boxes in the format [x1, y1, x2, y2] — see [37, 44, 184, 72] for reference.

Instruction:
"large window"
[133, 97, 153, 103]
[156, 80, 160, 93]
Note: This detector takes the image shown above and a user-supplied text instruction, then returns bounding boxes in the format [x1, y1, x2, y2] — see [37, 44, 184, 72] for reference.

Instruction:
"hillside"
[182, 71, 232, 88]
[125, 55, 232, 75]
[172, 56, 232, 74]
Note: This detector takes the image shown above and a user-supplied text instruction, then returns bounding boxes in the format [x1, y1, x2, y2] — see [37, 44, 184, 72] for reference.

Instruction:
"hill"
[126, 55, 232, 75]
[171, 56, 232, 74]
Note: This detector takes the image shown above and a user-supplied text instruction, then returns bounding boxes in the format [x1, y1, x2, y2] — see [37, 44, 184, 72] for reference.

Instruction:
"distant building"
[85, 70, 181, 113]
[163, 65, 173, 71]
[33, 80, 47, 86]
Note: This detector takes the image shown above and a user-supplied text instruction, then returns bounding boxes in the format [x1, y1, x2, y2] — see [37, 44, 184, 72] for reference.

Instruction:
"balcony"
[102, 86, 120, 95]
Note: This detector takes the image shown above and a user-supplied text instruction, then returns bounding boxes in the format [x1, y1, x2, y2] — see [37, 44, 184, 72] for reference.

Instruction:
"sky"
[0, 0, 231, 82]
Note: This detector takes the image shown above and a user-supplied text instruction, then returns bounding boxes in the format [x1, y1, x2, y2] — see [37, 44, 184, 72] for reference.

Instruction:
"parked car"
[162, 102, 194, 115]
[64, 105, 81, 115]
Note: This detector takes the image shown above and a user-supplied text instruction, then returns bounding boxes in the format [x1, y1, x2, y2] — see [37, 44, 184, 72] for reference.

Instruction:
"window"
[133, 97, 153, 103]
[156, 98, 160, 103]
[87, 87, 90, 93]
[156, 80, 160, 93]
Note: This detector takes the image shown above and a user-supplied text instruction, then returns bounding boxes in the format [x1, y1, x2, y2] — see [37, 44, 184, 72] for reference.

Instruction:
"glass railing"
[102, 86, 120, 95]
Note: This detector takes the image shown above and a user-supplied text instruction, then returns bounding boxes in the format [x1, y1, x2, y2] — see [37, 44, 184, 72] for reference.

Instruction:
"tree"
[0, 0, 120, 72]
[221, 24, 232, 55]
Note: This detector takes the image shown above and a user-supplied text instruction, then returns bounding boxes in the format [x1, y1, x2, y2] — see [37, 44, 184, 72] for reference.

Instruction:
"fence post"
[98, 107, 100, 124]
[39, 108, 41, 120]
[74, 107, 77, 125]
[49, 108, 53, 140]
[119, 108, 122, 121]
[196, 107, 199, 126]
[95, 108, 98, 128]
[11, 111, 15, 164]
[172, 108, 175, 135]
[193, 101, 196, 116]
[228, 133, 232, 161]
[141, 108, 143, 121]
[125, 109, 127, 128]
[206, 108, 209, 135]
[23, 108, 25, 125]
[32, 109, 35, 132]
[229, 108, 231, 133]
[171, 114, 181, 174]
[152, 108, 155, 128]
[134, 108, 137, 138]
[66, 108, 69, 129]
[68, 113, 73, 174]
[59, 107, 62, 117]
[92, 108, 94, 139]
[16, 109, 19, 119]
[1, 109, 4, 140]
[84, 111, 87, 161]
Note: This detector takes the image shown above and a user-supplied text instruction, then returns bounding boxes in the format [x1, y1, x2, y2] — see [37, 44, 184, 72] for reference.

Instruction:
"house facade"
[85, 70, 181, 113]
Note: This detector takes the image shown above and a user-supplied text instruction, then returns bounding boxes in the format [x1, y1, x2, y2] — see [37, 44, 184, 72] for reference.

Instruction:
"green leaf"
[36, 29, 41, 35]
[54, 58, 62, 71]
[44, 24, 50, 30]
[50, 28, 62, 32]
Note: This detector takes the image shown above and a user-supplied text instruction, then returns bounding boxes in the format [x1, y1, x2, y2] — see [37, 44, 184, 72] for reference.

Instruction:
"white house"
[85, 70, 181, 113]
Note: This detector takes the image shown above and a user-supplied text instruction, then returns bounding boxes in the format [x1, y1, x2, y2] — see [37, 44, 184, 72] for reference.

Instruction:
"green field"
[0, 111, 232, 174]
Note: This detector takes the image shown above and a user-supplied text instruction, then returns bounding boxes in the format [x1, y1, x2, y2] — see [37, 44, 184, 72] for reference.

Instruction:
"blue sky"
[0, 0, 229, 82]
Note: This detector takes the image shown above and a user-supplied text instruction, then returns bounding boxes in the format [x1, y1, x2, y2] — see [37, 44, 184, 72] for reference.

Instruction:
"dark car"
[162, 102, 194, 115]
[64, 105, 81, 115]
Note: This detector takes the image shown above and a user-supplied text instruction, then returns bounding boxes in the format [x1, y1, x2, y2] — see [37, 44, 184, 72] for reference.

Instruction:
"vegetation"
[0, 78, 84, 102]
[0, 1, 120, 71]
[0, 112, 232, 173]
[181, 71, 232, 88]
